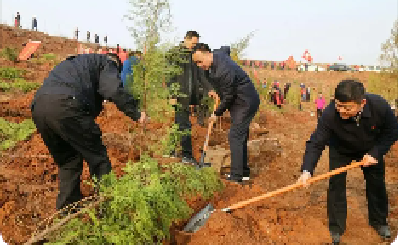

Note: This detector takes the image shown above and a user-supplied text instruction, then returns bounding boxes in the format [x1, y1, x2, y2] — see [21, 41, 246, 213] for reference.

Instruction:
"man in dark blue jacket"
[297, 80, 397, 244]
[192, 43, 260, 184]
[31, 53, 147, 211]
[165, 31, 212, 165]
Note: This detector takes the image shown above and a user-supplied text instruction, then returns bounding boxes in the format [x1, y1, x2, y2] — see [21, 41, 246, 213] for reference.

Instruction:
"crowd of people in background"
[261, 79, 329, 117]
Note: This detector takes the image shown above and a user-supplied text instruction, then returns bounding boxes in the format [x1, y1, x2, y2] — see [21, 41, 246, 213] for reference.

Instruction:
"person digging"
[165, 31, 211, 165]
[192, 43, 260, 185]
[31, 53, 147, 216]
[297, 80, 398, 244]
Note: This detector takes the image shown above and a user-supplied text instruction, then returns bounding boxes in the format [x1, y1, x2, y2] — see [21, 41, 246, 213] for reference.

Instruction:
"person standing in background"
[32, 16, 38, 31]
[74, 27, 79, 40]
[315, 92, 326, 118]
[16, 12, 21, 28]
[87, 31, 90, 43]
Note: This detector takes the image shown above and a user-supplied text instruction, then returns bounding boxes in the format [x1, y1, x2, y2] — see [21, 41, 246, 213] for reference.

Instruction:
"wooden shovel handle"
[203, 97, 219, 152]
[224, 160, 365, 211]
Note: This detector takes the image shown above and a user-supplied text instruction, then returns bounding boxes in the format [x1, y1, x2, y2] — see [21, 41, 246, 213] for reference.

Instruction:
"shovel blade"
[183, 203, 214, 233]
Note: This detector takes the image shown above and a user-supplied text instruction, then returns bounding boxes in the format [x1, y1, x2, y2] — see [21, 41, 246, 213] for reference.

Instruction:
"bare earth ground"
[0, 25, 398, 244]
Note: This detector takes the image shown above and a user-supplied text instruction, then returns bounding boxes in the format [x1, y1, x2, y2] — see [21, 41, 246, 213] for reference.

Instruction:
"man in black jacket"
[31, 53, 147, 211]
[297, 80, 397, 244]
[166, 31, 212, 164]
[192, 43, 260, 184]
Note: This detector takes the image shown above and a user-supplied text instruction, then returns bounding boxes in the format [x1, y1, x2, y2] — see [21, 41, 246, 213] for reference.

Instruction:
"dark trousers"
[31, 94, 112, 210]
[173, 105, 193, 158]
[317, 109, 323, 118]
[228, 85, 260, 179]
[194, 103, 209, 126]
[328, 147, 388, 235]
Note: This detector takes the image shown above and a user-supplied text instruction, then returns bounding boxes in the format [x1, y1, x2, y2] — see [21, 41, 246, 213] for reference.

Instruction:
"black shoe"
[163, 151, 179, 158]
[330, 232, 340, 244]
[224, 175, 248, 186]
[182, 156, 198, 166]
[224, 173, 250, 181]
[32, 238, 50, 245]
[372, 225, 391, 239]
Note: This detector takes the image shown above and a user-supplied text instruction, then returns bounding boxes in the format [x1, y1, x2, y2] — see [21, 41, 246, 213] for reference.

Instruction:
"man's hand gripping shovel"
[183, 160, 365, 233]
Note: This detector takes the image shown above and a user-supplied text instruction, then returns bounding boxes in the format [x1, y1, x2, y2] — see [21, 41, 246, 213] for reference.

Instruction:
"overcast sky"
[0, 0, 398, 65]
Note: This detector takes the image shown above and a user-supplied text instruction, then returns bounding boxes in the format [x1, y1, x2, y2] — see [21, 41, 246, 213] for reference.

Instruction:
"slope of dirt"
[0, 24, 110, 59]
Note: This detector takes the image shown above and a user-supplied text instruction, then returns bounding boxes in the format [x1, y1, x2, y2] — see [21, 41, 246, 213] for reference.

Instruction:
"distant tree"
[380, 20, 398, 74]
[230, 30, 256, 67]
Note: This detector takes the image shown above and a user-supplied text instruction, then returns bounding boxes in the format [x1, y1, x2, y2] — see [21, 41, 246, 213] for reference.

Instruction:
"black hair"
[334, 79, 365, 104]
[192, 43, 211, 53]
[185, 31, 200, 39]
[106, 53, 122, 73]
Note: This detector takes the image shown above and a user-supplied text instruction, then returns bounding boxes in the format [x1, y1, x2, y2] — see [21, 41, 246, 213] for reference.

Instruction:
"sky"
[0, 0, 398, 65]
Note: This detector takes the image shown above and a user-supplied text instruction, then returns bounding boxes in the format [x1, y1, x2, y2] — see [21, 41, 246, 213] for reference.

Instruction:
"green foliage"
[0, 47, 18, 62]
[0, 67, 27, 79]
[367, 73, 398, 102]
[42, 53, 58, 61]
[0, 78, 41, 92]
[286, 81, 301, 107]
[230, 31, 256, 67]
[48, 155, 223, 244]
[380, 20, 398, 74]
[30, 53, 60, 65]
[160, 123, 190, 157]
[0, 118, 36, 151]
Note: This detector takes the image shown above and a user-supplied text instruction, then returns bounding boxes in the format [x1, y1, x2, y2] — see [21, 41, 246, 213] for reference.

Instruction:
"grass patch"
[0, 78, 41, 93]
[30, 53, 60, 65]
[0, 47, 18, 62]
[367, 73, 398, 103]
[0, 67, 27, 79]
[0, 118, 36, 151]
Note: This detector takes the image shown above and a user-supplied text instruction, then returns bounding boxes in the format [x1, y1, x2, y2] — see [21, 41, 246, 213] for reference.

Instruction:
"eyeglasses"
[335, 101, 359, 112]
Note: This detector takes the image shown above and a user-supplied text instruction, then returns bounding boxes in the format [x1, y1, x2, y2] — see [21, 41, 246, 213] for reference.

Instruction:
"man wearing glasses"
[297, 79, 398, 244]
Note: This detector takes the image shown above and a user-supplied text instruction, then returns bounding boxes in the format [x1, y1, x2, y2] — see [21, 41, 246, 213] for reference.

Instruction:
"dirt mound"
[0, 24, 109, 59]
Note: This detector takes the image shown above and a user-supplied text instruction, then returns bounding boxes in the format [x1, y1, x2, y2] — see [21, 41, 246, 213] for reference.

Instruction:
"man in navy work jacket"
[192, 43, 260, 184]
[297, 79, 397, 244]
[31, 53, 147, 212]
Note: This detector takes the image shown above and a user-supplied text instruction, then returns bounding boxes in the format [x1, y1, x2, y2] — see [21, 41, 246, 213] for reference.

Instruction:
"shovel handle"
[223, 160, 365, 212]
[203, 97, 219, 152]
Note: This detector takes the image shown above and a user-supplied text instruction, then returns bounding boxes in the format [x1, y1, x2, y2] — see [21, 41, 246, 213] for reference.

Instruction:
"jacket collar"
[210, 52, 220, 75]
[361, 98, 371, 118]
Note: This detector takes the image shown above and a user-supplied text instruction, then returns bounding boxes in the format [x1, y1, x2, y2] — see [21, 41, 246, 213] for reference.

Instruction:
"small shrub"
[0, 47, 18, 62]
[0, 118, 36, 151]
[48, 155, 223, 244]
[0, 79, 41, 93]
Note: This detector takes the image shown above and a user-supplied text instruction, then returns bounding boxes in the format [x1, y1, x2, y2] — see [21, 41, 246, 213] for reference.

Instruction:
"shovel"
[183, 160, 365, 232]
[197, 96, 219, 169]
